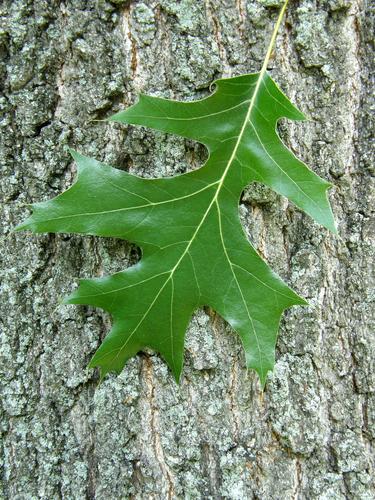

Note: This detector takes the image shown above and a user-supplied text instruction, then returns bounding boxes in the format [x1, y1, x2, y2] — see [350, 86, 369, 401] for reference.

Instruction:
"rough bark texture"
[1, 0, 374, 498]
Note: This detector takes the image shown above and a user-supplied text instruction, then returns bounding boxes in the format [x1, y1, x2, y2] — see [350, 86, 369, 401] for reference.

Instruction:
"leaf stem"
[260, 0, 289, 76]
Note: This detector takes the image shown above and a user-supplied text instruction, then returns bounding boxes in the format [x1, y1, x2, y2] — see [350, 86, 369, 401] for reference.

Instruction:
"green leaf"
[16, 5, 335, 387]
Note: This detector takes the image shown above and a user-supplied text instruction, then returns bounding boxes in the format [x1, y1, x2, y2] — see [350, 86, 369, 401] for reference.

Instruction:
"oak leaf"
[17, 70, 335, 386]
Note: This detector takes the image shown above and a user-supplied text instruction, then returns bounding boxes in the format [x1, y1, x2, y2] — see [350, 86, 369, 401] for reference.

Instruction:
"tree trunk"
[1, 0, 374, 498]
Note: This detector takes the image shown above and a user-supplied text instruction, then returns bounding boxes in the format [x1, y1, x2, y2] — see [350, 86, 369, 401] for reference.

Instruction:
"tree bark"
[1, 0, 374, 498]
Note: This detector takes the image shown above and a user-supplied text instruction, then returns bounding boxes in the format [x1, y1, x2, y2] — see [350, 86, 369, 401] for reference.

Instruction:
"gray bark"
[1, 0, 374, 498]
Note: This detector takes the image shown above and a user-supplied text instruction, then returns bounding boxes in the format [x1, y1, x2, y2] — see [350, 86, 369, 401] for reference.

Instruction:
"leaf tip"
[257, 369, 270, 390]
[87, 359, 107, 382]
[87, 358, 97, 370]
[13, 216, 35, 233]
[324, 218, 339, 235]
[173, 369, 182, 385]
[245, 355, 272, 390]
[12, 222, 27, 233]
[297, 296, 309, 306]
[61, 287, 81, 304]
[67, 147, 81, 162]
[169, 361, 183, 384]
